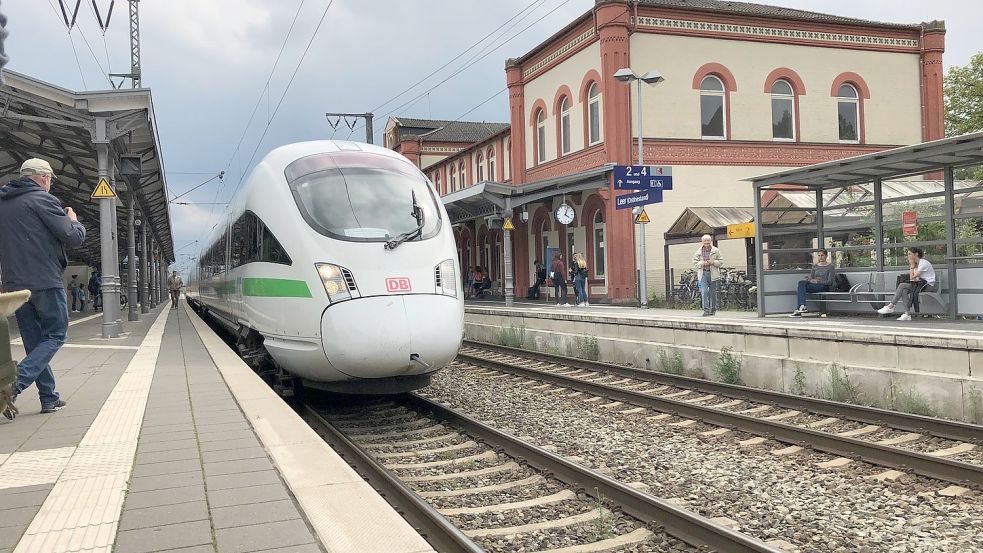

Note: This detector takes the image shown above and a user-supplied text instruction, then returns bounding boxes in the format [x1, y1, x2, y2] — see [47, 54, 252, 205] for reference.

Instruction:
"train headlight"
[435, 259, 457, 298]
[316, 263, 356, 303]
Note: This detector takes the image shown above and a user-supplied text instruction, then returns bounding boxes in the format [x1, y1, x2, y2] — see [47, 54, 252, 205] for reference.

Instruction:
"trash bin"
[1, 290, 30, 419]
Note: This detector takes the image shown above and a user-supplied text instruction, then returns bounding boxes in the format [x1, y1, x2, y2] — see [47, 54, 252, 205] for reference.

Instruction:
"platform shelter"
[750, 132, 983, 318]
[0, 71, 174, 336]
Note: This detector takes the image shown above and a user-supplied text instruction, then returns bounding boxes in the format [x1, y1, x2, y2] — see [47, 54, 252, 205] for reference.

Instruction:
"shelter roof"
[664, 207, 753, 243]
[0, 71, 173, 264]
[443, 164, 614, 224]
[750, 132, 983, 190]
[393, 117, 509, 144]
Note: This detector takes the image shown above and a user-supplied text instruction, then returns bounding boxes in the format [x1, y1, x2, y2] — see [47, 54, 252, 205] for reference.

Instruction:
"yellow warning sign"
[634, 209, 650, 224]
[90, 178, 117, 200]
[502, 217, 515, 231]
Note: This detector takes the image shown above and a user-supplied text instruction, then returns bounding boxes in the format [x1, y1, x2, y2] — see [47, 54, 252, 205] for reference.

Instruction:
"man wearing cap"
[0, 158, 86, 419]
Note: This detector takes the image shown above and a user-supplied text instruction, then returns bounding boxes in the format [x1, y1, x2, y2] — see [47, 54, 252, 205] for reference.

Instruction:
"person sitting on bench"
[471, 266, 491, 298]
[878, 247, 936, 321]
[790, 249, 835, 317]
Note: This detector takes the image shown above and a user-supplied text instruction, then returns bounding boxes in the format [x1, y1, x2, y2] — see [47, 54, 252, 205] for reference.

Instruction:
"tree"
[944, 52, 983, 137]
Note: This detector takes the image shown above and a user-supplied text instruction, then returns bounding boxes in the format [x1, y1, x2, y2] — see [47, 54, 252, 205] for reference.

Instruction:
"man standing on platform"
[692, 234, 723, 316]
[0, 159, 86, 419]
[167, 270, 183, 308]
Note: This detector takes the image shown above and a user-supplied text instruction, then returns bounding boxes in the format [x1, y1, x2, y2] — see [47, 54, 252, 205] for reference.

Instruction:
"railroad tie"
[417, 475, 545, 498]
[928, 442, 976, 457]
[439, 489, 575, 516]
[400, 461, 520, 483]
[875, 433, 922, 446]
[836, 425, 881, 437]
[385, 449, 497, 470]
[464, 508, 613, 538]
[763, 410, 801, 421]
[531, 528, 655, 553]
[372, 440, 476, 460]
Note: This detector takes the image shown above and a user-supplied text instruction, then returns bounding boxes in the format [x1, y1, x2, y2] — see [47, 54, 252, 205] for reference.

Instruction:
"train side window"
[257, 219, 292, 265]
[230, 215, 246, 268]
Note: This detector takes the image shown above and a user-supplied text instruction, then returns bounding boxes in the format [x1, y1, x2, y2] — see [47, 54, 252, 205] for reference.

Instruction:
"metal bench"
[809, 270, 948, 314]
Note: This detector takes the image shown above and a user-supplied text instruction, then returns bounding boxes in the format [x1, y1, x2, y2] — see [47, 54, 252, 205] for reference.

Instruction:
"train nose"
[320, 295, 462, 379]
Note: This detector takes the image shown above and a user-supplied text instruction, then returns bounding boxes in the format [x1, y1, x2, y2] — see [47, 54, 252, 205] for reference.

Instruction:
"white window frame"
[487, 147, 496, 181]
[587, 83, 601, 146]
[770, 79, 795, 141]
[560, 97, 571, 155]
[540, 219, 550, 263]
[699, 75, 727, 140]
[459, 162, 466, 187]
[504, 140, 511, 180]
[476, 153, 484, 182]
[450, 167, 457, 192]
[593, 211, 606, 278]
[837, 83, 860, 144]
[536, 110, 547, 163]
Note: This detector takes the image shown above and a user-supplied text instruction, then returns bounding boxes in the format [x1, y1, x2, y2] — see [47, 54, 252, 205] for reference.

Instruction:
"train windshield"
[285, 152, 442, 242]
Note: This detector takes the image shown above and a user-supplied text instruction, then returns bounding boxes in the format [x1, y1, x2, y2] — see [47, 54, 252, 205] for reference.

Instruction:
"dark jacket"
[550, 259, 567, 284]
[0, 176, 86, 291]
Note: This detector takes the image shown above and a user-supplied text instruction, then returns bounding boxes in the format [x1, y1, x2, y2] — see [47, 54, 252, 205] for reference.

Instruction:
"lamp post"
[614, 68, 664, 308]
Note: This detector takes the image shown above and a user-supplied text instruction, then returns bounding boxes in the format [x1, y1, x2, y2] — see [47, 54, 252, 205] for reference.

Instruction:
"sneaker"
[584, 302, 590, 307]
[877, 304, 895, 315]
[563, 303, 572, 307]
[40, 399, 66, 414]
[789, 310, 802, 317]
[897, 312, 912, 321]
[2, 388, 18, 421]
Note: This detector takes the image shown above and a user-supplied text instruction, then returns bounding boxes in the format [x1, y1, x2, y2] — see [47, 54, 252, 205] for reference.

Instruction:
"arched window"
[700, 75, 726, 139]
[434, 171, 442, 195]
[771, 79, 795, 140]
[559, 97, 571, 155]
[487, 147, 496, 181]
[450, 165, 457, 192]
[536, 109, 547, 163]
[592, 211, 605, 277]
[587, 83, 601, 145]
[459, 162, 466, 187]
[476, 152, 485, 182]
[837, 84, 860, 142]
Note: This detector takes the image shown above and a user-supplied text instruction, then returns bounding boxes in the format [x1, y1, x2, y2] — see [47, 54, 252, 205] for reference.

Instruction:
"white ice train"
[186, 141, 464, 394]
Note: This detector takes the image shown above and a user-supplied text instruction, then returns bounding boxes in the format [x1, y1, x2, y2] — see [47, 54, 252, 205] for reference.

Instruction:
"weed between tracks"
[890, 384, 938, 417]
[713, 347, 743, 385]
[591, 488, 613, 541]
[817, 364, 865, 405]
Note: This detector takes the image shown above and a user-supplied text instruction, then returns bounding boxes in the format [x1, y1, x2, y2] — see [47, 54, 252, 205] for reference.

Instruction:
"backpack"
[833, 273, 851, 293]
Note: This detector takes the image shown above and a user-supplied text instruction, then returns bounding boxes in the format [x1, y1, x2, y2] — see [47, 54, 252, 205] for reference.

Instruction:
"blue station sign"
[613, 165, 673, 191]
[615, 188, 663, 210]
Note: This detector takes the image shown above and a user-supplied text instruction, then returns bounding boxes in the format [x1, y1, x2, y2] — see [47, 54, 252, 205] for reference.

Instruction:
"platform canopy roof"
[664, 207, 754, 244]
[0, 71, 173, 264]
[750, 132, 983, 189]
[442, 164, 614, 225]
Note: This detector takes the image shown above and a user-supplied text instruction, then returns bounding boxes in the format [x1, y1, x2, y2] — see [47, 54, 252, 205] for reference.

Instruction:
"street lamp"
[614, 67, 664, 308]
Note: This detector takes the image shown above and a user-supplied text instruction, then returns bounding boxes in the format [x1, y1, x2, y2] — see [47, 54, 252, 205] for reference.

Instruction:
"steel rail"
[401, 393, 782, 553]
[457, 347, 983, 488]
[462, 340, 983, 443]
[302, 405, 485, 553]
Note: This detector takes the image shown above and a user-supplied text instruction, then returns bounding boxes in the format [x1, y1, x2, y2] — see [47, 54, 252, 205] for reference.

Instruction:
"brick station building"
[387, 0, 946, 303]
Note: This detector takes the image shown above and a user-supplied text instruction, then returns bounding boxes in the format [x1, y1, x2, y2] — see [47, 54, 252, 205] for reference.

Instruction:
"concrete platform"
[465, 300, 983, 422]
[2, 302, 434, 553]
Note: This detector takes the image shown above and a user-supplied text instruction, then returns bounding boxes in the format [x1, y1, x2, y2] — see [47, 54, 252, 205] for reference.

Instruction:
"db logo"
[385, 277, 412, 293]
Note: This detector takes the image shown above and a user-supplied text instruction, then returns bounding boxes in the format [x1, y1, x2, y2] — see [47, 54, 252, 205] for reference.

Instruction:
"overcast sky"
[3, 1, 981, 269]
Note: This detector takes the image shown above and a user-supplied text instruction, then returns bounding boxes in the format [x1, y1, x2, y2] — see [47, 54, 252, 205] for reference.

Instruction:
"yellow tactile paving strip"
[13, 306, 170, 553]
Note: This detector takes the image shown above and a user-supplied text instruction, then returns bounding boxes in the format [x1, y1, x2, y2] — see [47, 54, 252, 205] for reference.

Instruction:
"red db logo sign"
[385, 277, 412, 293]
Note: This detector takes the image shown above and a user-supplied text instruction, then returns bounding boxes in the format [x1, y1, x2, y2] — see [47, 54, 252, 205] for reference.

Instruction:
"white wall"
[630, 33, 922, 145]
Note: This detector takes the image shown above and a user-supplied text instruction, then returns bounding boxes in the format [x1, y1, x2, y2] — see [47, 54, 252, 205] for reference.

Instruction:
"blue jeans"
[574, 274, 587, 303]
[796, 281, 829, 308]
[13, 288, 67, 407]
[699, 271, 717, 312]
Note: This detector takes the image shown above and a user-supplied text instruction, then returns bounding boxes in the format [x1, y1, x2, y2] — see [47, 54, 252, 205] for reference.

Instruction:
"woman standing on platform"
[692, 235, 723, 316]
[572, 252, 589, 307]
[550, 252, 569, 307]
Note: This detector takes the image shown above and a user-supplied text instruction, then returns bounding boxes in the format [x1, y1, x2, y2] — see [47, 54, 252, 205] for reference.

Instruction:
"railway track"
[303, 394, 784, 553]
[458, 341, 982, 489]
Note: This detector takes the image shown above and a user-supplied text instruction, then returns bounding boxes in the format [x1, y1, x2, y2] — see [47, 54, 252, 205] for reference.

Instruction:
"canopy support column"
[504, 198, 514, 307]
[126, 196, 139, 321]
[944, 166, 957, 318]
[753, 186, 765, 317]
[139, 212, 149, 314]
[873, 178, 884, 272]
[95, 120, 121, 338]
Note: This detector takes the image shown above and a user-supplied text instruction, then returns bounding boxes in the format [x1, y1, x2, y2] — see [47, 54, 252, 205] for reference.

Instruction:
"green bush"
[569, 335, 600, 361]
[817, 364, 864, 405]
[495, 325, 525, 348]
[713, 347, 743, 385]
[968, 386, 983, 424]
[791, 363, 808, 396]
[656, 348, 683, 375]
[892, 386, 938, 417]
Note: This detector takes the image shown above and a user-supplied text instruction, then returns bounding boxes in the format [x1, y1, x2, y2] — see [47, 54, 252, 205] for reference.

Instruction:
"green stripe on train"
[242, 278, 313, 298]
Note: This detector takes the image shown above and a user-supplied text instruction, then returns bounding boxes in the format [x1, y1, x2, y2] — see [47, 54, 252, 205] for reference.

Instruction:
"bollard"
[1, 290, 30, 419]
